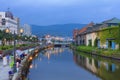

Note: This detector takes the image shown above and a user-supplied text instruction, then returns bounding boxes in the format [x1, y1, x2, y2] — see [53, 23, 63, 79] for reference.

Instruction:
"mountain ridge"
[31, 23, 86, 37]
[31, 23, 86, 27]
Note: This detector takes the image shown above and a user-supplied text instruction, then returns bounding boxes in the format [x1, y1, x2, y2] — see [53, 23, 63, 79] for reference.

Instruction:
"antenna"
[7, 8, 10, 11]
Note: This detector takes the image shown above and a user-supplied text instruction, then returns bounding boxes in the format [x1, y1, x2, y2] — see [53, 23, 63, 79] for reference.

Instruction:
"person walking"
[6, 55, 10, 65]
[3, 55, 7, 66]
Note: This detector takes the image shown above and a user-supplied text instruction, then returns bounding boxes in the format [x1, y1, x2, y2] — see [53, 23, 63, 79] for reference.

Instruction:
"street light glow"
[20, 28, 24, 34]
[5, 28, 10, 33]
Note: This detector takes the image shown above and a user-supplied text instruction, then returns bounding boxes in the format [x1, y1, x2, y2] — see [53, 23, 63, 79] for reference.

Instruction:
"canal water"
[28, 48, 120, 80]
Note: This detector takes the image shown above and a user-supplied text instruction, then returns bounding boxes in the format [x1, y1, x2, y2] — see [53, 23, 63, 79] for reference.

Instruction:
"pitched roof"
[78, 22, 94, 34]
[85, 22, 94, 27]
[85, 23, 108, 33]
[78, 27, 88, 34]
[102, 17, 120, 24]
[92, 24, 108, 31]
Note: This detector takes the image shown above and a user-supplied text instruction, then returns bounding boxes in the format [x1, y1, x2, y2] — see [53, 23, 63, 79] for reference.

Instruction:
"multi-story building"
[0, 11, 20, 34]
[22, 24, 32, 36]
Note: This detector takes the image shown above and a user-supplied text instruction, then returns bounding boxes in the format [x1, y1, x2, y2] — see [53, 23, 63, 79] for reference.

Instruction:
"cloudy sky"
[0, 0, 120, 25]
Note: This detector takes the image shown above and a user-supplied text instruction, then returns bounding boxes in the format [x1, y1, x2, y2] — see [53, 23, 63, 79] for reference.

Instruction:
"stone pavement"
[0, 60, 11, 80]
[0, 48, 35, 80]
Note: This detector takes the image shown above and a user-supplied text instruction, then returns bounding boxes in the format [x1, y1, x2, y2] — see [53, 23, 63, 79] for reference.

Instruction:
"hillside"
[31, 23, 86, 37]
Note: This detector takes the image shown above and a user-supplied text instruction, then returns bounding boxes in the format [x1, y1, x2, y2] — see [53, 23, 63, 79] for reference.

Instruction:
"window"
[2, 18, 6, 25]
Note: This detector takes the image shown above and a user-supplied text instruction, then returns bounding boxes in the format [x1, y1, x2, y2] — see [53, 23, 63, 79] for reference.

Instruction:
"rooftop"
[78, 22, 94, 34]
[102, 17, 120, 24]
[5, 11, 14, 19]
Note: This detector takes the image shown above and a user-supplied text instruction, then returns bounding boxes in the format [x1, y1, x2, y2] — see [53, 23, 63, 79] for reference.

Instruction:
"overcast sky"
[0, 0, 120, 25]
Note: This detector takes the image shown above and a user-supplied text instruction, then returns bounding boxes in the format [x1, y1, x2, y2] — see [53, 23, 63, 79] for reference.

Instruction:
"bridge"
[53, 41, 71, 47]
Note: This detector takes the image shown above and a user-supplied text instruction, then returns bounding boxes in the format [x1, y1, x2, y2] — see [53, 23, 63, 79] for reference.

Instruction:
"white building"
[22, 24, 32, 36]
[0, 11, 20, 34]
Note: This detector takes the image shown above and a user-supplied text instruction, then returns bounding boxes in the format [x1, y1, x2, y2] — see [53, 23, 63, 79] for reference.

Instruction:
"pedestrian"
[16, 62, 19, 72]
[6, 55, 10, 65]
[3, 55, 7, 66]
[16, 48, 23, 58]
[9, 56, 14, 68]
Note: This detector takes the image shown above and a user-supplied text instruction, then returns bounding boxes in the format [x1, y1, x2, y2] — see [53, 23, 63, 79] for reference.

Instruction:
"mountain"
[31, 23, 86, 37]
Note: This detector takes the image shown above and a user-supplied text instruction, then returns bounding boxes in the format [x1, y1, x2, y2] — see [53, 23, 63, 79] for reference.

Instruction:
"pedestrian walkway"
[0, 48, 35, 80]
[0, 61, 11, 80]
[23, 48, 35, 55]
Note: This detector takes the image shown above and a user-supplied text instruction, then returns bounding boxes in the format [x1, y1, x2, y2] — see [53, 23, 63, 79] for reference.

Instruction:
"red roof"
[78, 22, 94, 34]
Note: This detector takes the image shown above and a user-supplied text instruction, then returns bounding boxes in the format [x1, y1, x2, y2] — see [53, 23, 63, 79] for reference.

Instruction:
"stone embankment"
[12, 45, 53, 80]
[71, 45, 120, 61]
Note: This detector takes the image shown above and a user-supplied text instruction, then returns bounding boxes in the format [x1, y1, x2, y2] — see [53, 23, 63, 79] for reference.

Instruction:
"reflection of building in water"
[86, 58, 97, 73]
[74, 53, 120, 80]
[74, 54, 97, 73]
[43, 48, 64, 59]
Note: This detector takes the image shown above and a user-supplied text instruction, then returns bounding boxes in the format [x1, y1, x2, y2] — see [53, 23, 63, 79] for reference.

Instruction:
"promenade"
[0, 48, 34, 80]
[0, 61, 11, 80]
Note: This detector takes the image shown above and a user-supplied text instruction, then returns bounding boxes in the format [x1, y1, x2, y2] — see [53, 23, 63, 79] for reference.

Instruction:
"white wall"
[86, 32, 97, 46]
[23, 24, 32, 36]
[0, 12, 18, 34]
[86, 33, 92, 46]
[0, 12, 5, 18]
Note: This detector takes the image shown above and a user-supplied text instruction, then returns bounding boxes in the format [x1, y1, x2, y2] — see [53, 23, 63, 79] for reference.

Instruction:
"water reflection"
[28, 48, 100, 80]
[73, 51, 120, 80]
[42, 48, 64, 59]
[30, 48, 65, 68]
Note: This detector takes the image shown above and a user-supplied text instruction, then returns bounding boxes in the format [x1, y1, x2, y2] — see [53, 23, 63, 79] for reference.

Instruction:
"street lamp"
[25, 36, 32, 53]
[28, 37, 32, 53]
[5, 28, 24, 73]
[19, 28, 24, 44]
[19, 28, 24, 35]
[5, 28, 10, 33]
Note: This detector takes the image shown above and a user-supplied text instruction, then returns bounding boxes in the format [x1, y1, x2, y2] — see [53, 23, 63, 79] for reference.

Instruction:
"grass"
[75, 45, 120, 58]
[0, 44, 39, 50]
[77, 45, 97, 52]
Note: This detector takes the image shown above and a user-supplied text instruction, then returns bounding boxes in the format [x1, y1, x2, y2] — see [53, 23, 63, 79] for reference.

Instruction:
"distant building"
[0, 11, 20, 34]
[73, 29, 79, 45]
[22, 24, 32, 36]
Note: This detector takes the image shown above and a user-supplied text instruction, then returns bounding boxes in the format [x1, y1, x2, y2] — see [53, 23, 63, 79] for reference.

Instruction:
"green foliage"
[77, 45, 96, 52]
[76, 45, 120, 56]
[98, 26, 119, 44]
[0, 43, 37, 50]
[88, 39, 92, 46]
[0, 30, 13, 40]
[94, 38, 98, 47]
[0, 45, 13, 50]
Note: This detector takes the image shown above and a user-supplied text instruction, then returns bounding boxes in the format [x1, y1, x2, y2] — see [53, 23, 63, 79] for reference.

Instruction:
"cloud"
[1, 0, 120, 25]
[0, 0, 81, 7]
[1, 0, 120, 9]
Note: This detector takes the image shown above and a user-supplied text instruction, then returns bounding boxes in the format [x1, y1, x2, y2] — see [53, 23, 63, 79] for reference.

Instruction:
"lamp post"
[25, 36, 32, 53]
[19, 28, 24, 44]
[28, 37, 32, 53]
[5, 28, 24, 73]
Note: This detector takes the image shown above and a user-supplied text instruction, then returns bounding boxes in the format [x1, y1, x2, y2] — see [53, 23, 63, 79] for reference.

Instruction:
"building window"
[2, 18, 6, 25]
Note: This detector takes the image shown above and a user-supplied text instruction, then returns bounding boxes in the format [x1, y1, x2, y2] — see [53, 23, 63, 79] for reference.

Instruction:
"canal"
[28, 48, 120, 80]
